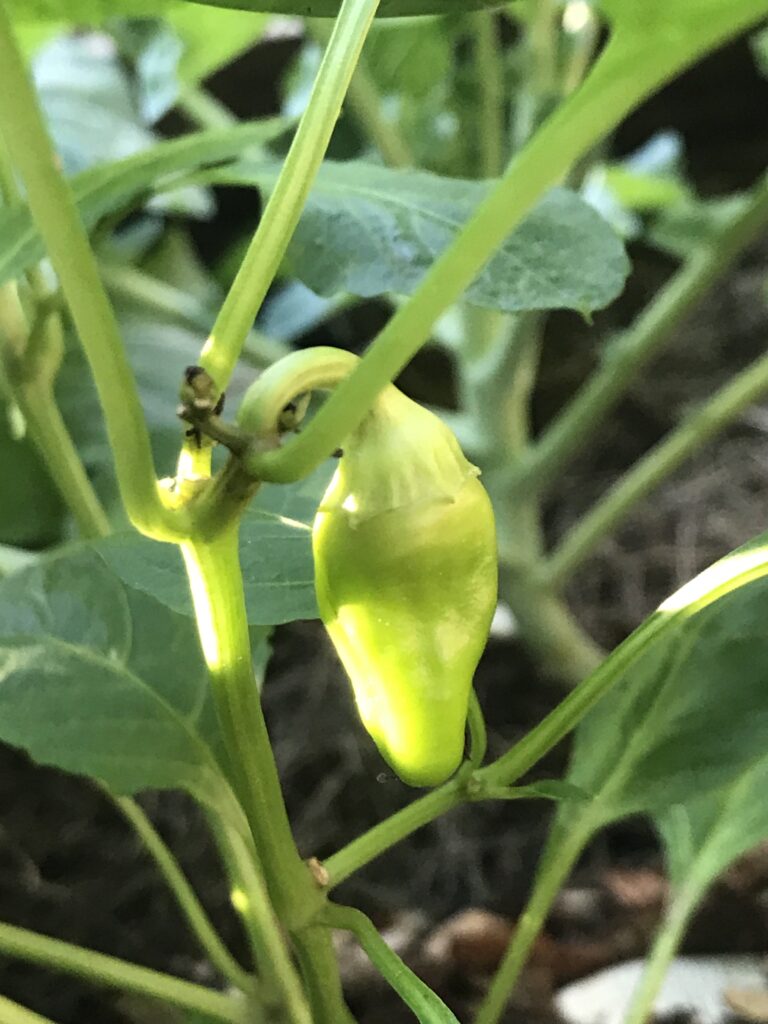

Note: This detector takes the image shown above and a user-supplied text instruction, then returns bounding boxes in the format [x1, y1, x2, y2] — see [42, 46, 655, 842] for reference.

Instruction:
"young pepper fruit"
[312, 381, 497, 787]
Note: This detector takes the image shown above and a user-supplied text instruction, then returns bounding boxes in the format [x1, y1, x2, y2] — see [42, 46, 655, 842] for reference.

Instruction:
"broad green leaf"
[0, 119, 289, 288]
[207, 162, 629, 314]
[33, 34, 154, 175]
[7, 0, 173, 20]
[180, 0, 498, 17]
[0, 548, 230, 804]
[656, 762, 768, 890]
[167, 5, 268, 84]
[560, 538, 768, 829]
[98, 462, 335, 624]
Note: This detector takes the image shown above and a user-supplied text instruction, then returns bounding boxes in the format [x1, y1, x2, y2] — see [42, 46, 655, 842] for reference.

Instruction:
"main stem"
[181, 522, 349, 1024]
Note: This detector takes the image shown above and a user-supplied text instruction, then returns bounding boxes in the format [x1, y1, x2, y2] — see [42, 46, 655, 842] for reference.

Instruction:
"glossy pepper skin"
[312, 387, 497, 788]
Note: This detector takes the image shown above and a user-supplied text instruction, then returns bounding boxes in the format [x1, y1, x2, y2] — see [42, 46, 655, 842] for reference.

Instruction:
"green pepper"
[183, 0, 499, 17]
[312, 381, 497, 787]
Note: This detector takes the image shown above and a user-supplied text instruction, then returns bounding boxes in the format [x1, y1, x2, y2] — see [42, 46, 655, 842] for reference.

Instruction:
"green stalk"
[473, 814, 595, 1024]
[324, 777, 465, 888]
[621, 880, 706, 1024]
[181, 522, 349, 1024]
[307, 21, 413, 168]
[215, 827, 315, 1024]
[110, 794, 255, 995]
[542, 347, 768, 590]
[507, 174, 768, 499]
[473, 10, 505, 179]
[0, 995, 56, 1024]
[0, 921, 247, 1024]
[201, 0, 381, 390]
[0, 4, 179, 541]
[0, 283, 109, 539]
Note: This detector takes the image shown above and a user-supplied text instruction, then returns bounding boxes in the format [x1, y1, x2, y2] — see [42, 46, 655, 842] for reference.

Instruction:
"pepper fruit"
[312, 383, 497, 787]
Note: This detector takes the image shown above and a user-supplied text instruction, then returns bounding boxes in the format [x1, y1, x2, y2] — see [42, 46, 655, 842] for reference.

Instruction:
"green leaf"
[6, 0, 173, 20]
[167, 5, 269, 84]
[179, 0, 499, 17]
[563, 538, 768, 826]
[0, 548, 230, 806]
[0, 119, 290, 288]
[208, 162, 629, 314]
[98, 463, 335, 625]
[33, 34, 154, 176]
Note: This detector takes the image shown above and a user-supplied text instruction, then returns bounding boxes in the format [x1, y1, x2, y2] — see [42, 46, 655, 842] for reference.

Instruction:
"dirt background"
[2, 27, 768, 1024]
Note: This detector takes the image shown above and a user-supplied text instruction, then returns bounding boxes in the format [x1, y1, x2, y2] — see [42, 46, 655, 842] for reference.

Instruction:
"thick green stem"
[542, 347, 768, 589]
[0, 995, 56, 1024]
[181, 524, 349, 1024]
[473, 814, 595, 1024]
[0, 4, 179, 541]
[0, 921, 247, 1023]
[508, 174, 768, 499]
[201, 0, 381, 389]
[307, 21, 413, 168]
[110, 794, 255, 995]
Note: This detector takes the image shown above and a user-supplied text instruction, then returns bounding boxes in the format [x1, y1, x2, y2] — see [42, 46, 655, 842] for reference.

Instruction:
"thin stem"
[0, 921, 247, 1024]
[508, 174, 768, 498]
[542, 347, 768, 590]
[0, 995, 57, 1024]
[178, 83, 237, 130]
[474, 11, 505, 178]
[324, 904, 458, 1022]
[307, 21, 413, 168]
[324, 777, 465, 889]
[622, 880, 706, 1024]
[0, 4, 180, 541]
[181, 524, 349, 1024]
[201, 0, 381, 390]
[110, 794, 255, 995]
[0, 284, 110, 539]
[473, 814, 594, 1024]
[217, 827, 315, 1024]
[466, 691, 488, 769]
[245, 34, 671, 485]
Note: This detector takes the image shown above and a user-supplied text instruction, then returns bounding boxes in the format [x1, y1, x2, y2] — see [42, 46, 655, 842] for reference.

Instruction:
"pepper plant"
[1, 1, 768, 1023]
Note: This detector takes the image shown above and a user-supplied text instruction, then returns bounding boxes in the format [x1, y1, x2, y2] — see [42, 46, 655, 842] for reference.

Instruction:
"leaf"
[33, 34, 155, 176]
[208, 161, 629, 314]
[167, 5, 269, 85]
[0, 401, 64, 547]
[561, 539, 768, 830]
[6, 0, 173, 20]
[0, 548, 230, 805]
[0, 119, 290, 288]
[179, 0, 499, 17]
[98, 462, 335, 625]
